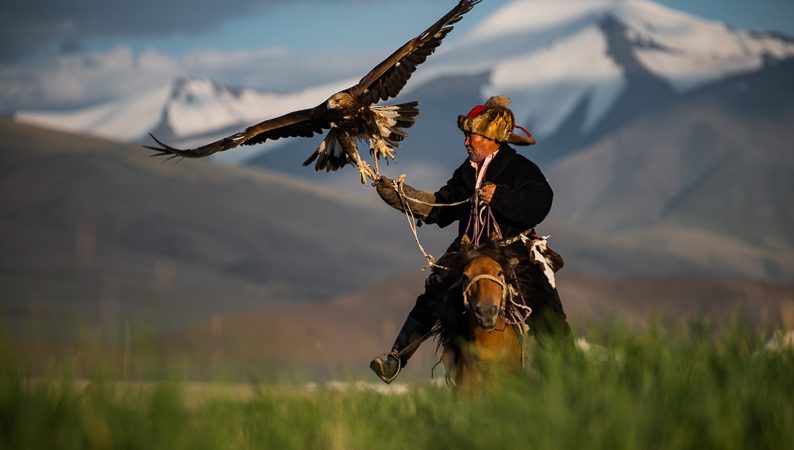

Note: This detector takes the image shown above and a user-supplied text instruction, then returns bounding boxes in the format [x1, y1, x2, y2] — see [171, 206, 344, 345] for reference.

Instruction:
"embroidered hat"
[457, 95, 535, 146]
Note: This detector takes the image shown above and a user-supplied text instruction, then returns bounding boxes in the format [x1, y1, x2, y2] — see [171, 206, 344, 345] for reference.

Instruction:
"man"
[370, 96, 571, 383]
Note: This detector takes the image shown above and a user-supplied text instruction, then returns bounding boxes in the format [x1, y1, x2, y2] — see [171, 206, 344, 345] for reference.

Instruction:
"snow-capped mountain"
[16, 76, 356, 162]
[15, 0, 794, 166]
[443, 0, 794, 131]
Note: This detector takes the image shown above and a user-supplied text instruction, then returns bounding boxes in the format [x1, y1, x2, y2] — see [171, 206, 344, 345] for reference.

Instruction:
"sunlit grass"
[1, 324, 792, 450]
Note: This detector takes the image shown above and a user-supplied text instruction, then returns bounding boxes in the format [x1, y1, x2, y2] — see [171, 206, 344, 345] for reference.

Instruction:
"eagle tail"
[304, 129, 348, 172]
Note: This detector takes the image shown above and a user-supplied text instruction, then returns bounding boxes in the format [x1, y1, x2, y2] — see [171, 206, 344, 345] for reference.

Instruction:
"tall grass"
[1, 324, 792, 450]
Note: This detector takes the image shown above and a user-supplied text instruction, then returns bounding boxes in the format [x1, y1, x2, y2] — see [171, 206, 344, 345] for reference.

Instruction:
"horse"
[433, 234, 529, 386]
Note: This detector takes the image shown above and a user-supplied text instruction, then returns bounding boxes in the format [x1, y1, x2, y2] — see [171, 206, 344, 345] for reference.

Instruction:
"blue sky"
[3, 0, 793, 61]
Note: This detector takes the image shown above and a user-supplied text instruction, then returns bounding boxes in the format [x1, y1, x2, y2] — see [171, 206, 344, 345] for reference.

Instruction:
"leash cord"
[390, 175, 475, 271]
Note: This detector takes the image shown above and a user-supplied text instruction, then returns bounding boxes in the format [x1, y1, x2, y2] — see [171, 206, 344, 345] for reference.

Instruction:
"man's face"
[464, 133, 500, 163]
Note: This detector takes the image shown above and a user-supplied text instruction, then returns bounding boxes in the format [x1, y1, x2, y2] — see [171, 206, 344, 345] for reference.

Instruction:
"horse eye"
[497, 270, 503, 277]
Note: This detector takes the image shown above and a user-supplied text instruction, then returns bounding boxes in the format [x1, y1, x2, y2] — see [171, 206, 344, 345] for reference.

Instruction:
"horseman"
[370, 95, 572, 383]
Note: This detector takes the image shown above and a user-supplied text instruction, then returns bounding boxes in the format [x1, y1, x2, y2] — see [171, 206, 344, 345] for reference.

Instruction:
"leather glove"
[375, 176, 435, 220]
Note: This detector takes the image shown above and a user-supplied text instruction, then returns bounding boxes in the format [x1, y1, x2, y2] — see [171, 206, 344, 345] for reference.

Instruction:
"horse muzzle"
[473, 303, 500, 330]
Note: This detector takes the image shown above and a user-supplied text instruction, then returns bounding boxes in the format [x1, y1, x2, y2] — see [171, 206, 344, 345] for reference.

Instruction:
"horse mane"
[431, 240, 531, 348]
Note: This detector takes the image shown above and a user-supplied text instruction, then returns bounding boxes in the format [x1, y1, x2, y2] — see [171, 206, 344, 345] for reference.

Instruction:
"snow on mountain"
[460, 0, 794, 89]
[428, 0, 794, 136]
[13, 0, 794, 155]
[162, 77, 354, 138]
[15, 76, 355, 159]
[15, 84, 171, 141]
[485, 24, 624, 134]
[617, 1, 794, 90]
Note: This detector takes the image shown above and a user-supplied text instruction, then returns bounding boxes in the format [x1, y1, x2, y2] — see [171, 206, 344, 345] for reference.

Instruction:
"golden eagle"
[145, 0, 481, 183]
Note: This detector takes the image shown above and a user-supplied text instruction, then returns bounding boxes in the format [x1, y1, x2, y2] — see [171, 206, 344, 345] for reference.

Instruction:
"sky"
[1, 0, 793, 112]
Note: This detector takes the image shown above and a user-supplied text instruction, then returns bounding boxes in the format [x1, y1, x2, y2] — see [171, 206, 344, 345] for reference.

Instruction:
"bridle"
[461, 270, 528, 329]
[462, 273, 508, 313]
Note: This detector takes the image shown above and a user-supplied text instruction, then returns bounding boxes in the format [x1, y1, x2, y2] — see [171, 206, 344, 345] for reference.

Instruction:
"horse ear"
[460, 234, 472, 252]
[489, 230, 501, 242]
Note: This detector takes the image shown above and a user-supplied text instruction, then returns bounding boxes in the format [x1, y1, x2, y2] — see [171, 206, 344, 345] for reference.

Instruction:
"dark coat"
[424, 143, 553, 243]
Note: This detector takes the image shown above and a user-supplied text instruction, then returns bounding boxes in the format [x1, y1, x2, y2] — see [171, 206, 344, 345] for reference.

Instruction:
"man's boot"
[370, 316, 430, 384]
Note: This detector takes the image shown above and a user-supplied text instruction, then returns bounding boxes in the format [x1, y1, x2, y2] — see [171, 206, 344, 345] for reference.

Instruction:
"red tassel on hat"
[514, 124, 532, 138]
[466, 104, 488, 119]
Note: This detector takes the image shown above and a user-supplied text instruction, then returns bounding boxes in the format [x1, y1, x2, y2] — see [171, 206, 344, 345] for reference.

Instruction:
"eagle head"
[326, 92, 355, 111]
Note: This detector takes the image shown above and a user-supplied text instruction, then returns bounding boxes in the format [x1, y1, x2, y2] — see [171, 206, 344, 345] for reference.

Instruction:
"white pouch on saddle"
[523, 235, 558, 289]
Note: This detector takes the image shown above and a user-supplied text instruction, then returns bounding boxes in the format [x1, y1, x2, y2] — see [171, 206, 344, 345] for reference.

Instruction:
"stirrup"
[371, 351, 402, 384]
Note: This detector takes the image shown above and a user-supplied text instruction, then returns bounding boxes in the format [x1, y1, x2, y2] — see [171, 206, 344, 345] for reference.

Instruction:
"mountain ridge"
[15, 0, 794, 165]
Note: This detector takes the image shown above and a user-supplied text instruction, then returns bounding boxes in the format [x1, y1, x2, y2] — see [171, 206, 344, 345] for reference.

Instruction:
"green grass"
[1, 325, 792, 450]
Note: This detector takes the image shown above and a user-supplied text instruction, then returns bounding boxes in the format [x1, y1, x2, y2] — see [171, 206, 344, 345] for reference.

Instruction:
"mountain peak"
[169, 77, 244, 102]
[15, 0, 794, 158]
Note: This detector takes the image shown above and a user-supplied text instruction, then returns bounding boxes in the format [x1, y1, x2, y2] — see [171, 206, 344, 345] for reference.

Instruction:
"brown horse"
[435, 235, 526, 386]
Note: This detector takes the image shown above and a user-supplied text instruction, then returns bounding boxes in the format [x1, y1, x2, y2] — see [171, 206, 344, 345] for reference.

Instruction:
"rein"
[464, 195, 502, 248]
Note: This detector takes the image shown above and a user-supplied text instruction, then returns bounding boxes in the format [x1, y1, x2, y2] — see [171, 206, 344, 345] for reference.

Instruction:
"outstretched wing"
[355, 0, 481, 105]
[145, 107, 330, 159]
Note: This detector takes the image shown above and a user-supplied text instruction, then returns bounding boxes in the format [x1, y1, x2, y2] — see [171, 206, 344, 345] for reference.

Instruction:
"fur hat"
[457, 96, 535, 146]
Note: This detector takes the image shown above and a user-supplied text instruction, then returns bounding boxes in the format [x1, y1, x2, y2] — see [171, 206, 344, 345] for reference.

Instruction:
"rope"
[472, 202, 503, 248]
[390, 175, 476, 271]
[392, 177, 473, 207]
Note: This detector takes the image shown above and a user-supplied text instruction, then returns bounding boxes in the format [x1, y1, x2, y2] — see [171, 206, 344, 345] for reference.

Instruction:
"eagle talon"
[380, 147, 396, 162]
[357, 160, 376, 184]
[370, 140, 397, 163]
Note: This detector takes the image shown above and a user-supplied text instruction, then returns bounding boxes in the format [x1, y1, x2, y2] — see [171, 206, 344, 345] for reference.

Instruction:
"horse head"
[459, 234, 508, 330]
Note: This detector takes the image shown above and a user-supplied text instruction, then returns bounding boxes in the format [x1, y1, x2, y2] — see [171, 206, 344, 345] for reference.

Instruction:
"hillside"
[0, 118, 450, 335]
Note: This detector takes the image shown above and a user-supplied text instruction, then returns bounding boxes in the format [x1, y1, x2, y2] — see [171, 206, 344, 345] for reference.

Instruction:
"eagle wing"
[355, 0, 481, 106]
[145, 107, 330, 159]
[145, 0, 479, 160]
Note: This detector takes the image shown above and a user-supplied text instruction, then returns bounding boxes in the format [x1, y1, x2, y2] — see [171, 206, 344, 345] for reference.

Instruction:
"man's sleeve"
[424, 167, 469, 228]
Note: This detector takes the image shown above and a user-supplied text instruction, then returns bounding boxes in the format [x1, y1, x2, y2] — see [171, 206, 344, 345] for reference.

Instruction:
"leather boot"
[370, 316, 431, 383]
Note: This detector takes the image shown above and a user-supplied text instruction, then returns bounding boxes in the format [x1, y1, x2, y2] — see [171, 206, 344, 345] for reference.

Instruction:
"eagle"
[145, 0, 481, 183]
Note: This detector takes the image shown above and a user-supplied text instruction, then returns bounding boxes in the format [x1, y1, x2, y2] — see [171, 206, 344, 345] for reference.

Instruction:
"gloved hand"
[373, 175, 435, 219]
[374, 176, 401, 211]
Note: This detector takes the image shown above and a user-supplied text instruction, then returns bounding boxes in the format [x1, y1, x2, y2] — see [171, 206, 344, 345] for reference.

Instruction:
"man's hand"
[479, 182, 496, 205]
